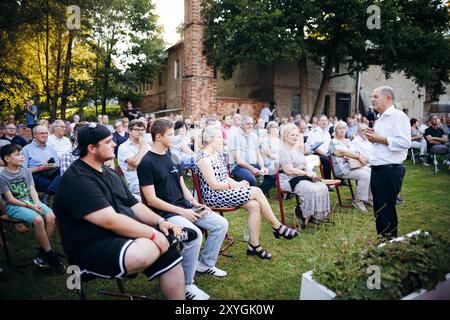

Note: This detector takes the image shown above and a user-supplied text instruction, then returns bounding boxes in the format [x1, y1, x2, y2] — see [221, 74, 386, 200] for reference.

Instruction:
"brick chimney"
[182, 0, 218, 118]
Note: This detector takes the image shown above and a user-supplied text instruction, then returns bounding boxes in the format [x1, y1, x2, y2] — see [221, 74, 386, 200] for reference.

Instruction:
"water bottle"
[258, 169, 264, 184]
[243, 227, 250, 242]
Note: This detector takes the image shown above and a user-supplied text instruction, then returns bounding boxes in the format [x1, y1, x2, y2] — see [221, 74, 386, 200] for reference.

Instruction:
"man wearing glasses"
[118, 120, 149, 201]
[48, 120, 72, 159]
[22, 125, 61, 204]
[1, 125, 29, 147]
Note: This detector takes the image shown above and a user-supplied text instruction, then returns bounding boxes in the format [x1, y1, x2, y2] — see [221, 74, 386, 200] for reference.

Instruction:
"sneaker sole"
[196, 269, 227, 277]
[33, 259, 50, 269]
[352, 202, 368, 212]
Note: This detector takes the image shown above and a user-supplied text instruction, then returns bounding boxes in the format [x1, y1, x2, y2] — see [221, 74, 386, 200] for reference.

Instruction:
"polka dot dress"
[195, 150, 252, 208]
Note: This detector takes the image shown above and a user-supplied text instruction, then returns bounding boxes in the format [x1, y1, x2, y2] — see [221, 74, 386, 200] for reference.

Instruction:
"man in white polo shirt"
[48, 120, 72, 159]
[365, 86, 410, 239]
[118, 120, 149, 201]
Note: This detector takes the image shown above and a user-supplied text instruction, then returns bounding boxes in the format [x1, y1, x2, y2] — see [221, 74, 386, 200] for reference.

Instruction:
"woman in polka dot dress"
[195, 125, 298, 260]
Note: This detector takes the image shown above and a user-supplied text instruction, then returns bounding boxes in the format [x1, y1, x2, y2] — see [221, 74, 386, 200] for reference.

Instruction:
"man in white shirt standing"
[48, 120, 72, 159]
[305, 115, 332, 179]
[118, 120, 149, 202]
[259, 103, 276, 128]
[365, 86, 410, 239]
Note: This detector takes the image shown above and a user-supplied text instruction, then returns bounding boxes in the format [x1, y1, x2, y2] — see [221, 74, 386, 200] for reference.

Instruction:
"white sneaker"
[196, 262, 227, 277]
[352, 200, 368, 212]
[185, 284, 210, 300]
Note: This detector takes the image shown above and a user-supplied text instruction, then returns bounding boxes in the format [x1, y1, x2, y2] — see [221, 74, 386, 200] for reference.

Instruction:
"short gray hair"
[51, 120, 65, 133]
[241, 116, 253, 127]
[378, 86, 395, 101]
[33, 125, 48, 134]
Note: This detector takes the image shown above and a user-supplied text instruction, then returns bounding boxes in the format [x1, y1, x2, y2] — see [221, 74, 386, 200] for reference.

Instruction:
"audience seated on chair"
[0, 144, 65, 273]
[305, 115, 332, 180]
[112, 120, 129, 157]
[259, 121, 280, 196]
[410, 118, 428, 164]
[328, 121, 372, 212]
[47, 120, 73, 159]
[350, 124, 373, 161]
[424, 115, 450, 165]
[53, 123, 187, 300]
[118, 119, 149, 202]
[195, 125, 298, 261]
[227, 115, 274, 195]
[22, 125, 61, 204]
[170, 120, 196, 170]
[278, 124, 330, 228]
[137, 118, 228, 300]
[1, 124, 29, 147]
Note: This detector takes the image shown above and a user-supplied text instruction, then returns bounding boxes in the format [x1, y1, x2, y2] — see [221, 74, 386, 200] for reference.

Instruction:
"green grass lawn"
[1, 160, 449, 300]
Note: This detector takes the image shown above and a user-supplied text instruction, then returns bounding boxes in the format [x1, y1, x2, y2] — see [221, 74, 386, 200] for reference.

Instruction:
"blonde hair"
[202, 125, 221, 146]
[281, 123, 298, 142]
[333, 120, 348, 133]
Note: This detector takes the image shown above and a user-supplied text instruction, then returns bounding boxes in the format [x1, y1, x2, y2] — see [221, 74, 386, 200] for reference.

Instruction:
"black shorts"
[76, 237, 182, 281]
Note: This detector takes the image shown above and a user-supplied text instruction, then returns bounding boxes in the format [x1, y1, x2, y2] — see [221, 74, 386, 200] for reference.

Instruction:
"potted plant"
[300, 230, 450, 300]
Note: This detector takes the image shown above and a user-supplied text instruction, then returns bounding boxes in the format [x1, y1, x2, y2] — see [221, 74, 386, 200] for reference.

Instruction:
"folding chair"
[76, 272, 154, 300]
[191, 170, 238, 258]
[274, 163, 301, 228]
[0, 205, 33, 270]
[409, 148, 417, 165]
[327, 155, 355, 208]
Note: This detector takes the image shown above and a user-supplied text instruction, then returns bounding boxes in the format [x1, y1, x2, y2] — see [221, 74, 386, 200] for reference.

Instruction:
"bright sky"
[154, 0, 184, 47]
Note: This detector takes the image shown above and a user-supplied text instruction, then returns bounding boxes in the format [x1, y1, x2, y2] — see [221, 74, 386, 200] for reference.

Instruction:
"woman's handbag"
[347, 158, 362, 169]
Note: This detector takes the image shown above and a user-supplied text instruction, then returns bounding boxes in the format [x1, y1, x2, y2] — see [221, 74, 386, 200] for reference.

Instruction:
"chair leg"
[336, 185, 352, 208]
[219, 234, 235, 259]
[348, 180, 355, 200]
[434, 154, 439, 173]
[411, 149, 416, 165]
[0, 221, 12, 268]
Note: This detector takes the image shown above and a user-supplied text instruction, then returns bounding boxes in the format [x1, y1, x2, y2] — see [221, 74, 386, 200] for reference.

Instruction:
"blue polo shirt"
[26, 105, 38, 125]
[22, 140, 60, 169]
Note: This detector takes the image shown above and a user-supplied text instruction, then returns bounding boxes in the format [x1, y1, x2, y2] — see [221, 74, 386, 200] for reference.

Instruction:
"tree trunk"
[311, 50, 337, 118]
[52, 27, 63, 121]
[423, 87, 432, 119]
[101, 54, 111, 115]
[45, 0, 51, 117]
[60, 30, 74, 120]
[298, 56, 310, 115]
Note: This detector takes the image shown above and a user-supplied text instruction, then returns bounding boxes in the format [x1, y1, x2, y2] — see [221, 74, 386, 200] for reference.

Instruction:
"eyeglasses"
[130, 128, 145, 132]
[6, 127, 16, 130]
[36, 132, 49, 135]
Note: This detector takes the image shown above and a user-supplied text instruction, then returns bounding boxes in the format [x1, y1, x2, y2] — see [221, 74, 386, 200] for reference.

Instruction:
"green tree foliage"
[0, 0, 165, 122]
[202, 0, 450, 117]
[369, 0, 450, 102]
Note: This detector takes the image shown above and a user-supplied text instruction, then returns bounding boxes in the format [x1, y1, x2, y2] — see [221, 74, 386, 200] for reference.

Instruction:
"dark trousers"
[231, 164, 275, 194]
[318, 154, 332, 179]
[370, 165, 404, 238]
[33, 169, 61, 195]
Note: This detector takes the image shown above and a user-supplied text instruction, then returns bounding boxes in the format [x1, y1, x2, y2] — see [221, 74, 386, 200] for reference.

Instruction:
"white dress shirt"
[350, 135, 373, 160]
[260, 107, 273, 123]
[305, 126, 331, 154]
[47, 134, 73, 159]
[369, 105, 411, 166]
[118, 139, 149, 201]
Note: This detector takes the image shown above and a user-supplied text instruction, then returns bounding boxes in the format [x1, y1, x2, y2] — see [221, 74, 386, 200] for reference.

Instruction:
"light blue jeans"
[167, 210, 228, 285]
